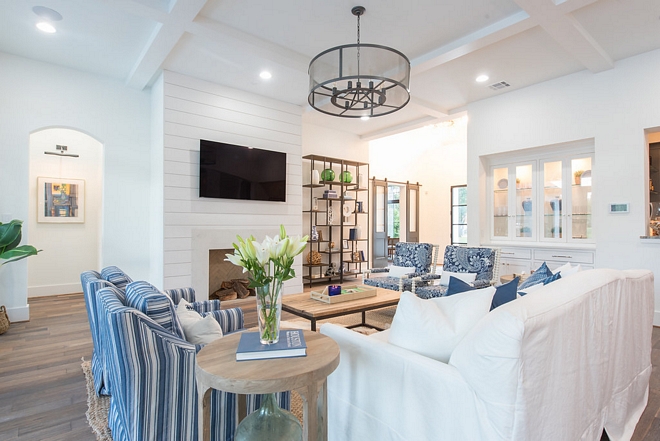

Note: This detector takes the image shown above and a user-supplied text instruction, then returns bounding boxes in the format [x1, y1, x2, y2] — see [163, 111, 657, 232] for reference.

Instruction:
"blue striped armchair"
[97, 284, 289, 441]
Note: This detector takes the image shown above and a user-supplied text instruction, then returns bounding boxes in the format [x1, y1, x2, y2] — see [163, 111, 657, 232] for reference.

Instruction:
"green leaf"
[0, 245, 41, 265]
[0, 220, 22, 251]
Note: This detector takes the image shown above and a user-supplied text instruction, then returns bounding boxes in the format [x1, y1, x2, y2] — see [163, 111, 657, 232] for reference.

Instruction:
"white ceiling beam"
[411, 11, 535, 75]
[359, 116, 438, 141]
[408, 96, 449, 119]
[125, 0, 208, 89]
[512, 0, 613, 72]
[185, 17, 310, 73]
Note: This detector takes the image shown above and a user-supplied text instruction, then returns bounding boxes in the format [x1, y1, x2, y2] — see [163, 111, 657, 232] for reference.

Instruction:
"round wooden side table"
[195, 330, 340, 441]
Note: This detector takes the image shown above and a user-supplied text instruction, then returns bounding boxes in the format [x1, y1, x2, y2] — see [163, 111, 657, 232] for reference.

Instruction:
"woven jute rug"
[81, 359, 113, 441]
[81, 306, 396, 438]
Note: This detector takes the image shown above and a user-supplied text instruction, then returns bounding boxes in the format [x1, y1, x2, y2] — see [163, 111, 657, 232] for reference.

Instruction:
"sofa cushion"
[388, 288, 495, 363]
[518, 262, 552, 290]
[101, 266, 133, 290]
[125, 281, 185, 339]
[440, 271, 477, 287]
[558, 263, 582, 278]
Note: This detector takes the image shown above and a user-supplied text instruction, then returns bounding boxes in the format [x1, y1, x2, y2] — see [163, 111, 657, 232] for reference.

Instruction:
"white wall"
[302, 123, 369, 163]
[466, 48, 660, 324]
[0, 52, 151, 321]
[159, 71, 304, 295]
[369, 118, 468, 252]
[28, 129, 103, 296]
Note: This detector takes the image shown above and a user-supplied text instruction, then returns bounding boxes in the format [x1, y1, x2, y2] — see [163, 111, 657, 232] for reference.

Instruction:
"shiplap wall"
[162, 71, 303, 293]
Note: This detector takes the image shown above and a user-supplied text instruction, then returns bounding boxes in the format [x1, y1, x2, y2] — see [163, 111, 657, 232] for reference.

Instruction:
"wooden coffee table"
[282, 287, 401, 331]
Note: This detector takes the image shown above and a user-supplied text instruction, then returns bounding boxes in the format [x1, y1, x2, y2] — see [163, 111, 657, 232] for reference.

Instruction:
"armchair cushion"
[126, 281, 185, 339]
[392, 242, 434, 273]
[388, 288, 495, 363]
[388, 265, 417, 278]
[440, 271, 477, 286]
[100, 266, 133, 290]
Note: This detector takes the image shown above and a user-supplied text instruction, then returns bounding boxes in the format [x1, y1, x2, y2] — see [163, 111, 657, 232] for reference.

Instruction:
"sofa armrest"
[319, 324, 491, 441]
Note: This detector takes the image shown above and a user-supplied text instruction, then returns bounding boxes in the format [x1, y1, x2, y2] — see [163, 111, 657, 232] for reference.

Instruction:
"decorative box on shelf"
[310, 285, 377, 304]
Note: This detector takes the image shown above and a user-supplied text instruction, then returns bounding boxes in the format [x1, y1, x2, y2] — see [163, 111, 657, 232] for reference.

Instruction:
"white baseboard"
[6, 305, 30, 322]
[28, 282, 82, 298]
[654, 311, 660, 327]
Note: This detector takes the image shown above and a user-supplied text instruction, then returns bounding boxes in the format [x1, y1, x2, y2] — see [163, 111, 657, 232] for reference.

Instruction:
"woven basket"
[0, 305, 10, 335]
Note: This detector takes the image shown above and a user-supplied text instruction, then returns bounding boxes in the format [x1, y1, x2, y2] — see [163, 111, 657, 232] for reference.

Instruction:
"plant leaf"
[0, 220, 22, 251]
[0, 245, 41, 265]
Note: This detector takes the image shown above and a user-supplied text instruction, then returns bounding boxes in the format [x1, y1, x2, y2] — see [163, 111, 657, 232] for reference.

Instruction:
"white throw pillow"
[439, 271, 477, 287]
[389, 265, 417, 278]
[388, 288, 495, 363]
[553, 262, 572, 276]
[559, 264, 582, 278]
[176, 299, 223, 344]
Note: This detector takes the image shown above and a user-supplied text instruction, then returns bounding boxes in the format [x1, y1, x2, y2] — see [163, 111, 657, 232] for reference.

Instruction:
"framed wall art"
[37, 177, 85, 223]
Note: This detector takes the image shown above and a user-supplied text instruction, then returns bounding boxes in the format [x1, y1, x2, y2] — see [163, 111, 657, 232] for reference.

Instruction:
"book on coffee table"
[236, 329, 307, 361]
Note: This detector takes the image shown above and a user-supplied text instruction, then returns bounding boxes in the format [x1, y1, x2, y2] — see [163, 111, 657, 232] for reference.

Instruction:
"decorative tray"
[310, 285, 377, 304]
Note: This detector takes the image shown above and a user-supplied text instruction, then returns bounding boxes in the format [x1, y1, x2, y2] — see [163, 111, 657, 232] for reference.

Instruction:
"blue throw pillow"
[490, 276, 520, 310]
[543, 272, 562, 285]
[445, 276, 475, 296]
[518, 262, 553, 290]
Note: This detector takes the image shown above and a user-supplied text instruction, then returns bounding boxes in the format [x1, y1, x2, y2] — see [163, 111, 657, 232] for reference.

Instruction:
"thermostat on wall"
[609, 203, 629, 213]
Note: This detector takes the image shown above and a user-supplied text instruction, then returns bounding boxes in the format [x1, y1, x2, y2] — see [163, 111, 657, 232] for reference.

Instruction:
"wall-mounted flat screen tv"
[199, 140, 287, 202]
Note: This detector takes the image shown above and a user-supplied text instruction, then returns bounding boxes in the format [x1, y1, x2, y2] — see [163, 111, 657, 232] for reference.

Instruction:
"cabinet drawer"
[498, 247, 531, 260]
[533, 249, 594, 264]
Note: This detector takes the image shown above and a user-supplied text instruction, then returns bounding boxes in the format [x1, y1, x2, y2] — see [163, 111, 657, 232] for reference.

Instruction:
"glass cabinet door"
[569, 157, 592, 241]
[542, 160, 564, 240]
[515, 164, 534, 238]
[492, 167, 509, 238]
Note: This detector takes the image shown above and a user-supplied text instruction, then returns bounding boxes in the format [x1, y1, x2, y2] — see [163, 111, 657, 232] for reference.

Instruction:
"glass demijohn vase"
[256, 282, 283, 344]
[235, 393, 303, 441]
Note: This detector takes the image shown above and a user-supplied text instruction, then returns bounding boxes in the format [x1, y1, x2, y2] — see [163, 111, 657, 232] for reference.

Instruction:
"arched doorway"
[28, 128, 103, 297]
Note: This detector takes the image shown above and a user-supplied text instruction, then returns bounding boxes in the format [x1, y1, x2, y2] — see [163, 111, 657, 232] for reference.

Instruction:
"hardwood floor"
[0, 293, 659, 440]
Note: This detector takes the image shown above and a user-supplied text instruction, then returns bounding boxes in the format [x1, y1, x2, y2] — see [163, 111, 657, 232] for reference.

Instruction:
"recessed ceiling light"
[36, 22, 56, 33]
[476, 75, 489, 83]
[360, 116, 370, 121]
[32, 6, 63, 21]
[259, 71, 272, 80]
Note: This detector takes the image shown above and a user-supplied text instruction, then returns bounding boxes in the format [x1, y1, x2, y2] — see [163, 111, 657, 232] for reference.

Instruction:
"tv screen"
[199, 140, 287, 202]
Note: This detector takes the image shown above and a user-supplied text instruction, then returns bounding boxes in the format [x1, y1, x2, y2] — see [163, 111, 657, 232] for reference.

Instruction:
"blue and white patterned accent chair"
[81, 267, 219, 396]
[363, 242, 440, 292]
[97, 283, 288, 441]
[413, 246, 501, 299]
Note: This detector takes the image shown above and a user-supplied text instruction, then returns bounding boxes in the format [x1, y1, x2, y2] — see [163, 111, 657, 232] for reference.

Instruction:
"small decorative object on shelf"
[328, 241, 335, 251]
[356, 201, 363, 212]
[328, 205, 334, 225]
[234, 392, 303, 441]
[306, 251, 322, 264]
[340, 170, 353, 183]
[325, 262, 338, 276]
[522, 198, 532, 213]
[574, 170, 583, 185]
[352, 251, 361, 262]
[225, 225, 308, 344]
[550, 197, 562, 212]
[311, 169, 320, 185]
[312, 197, 319, 211]
[321, 168, 335, 181]
[311, 226, 319, 242]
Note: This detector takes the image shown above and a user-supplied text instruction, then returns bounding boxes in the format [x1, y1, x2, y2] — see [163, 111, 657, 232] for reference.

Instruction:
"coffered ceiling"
[0, 0, 658, 139]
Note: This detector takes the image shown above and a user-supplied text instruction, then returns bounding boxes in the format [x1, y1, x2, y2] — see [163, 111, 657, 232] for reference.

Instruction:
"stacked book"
[323, 190, 338, 199]
[236, 329, 307, 361]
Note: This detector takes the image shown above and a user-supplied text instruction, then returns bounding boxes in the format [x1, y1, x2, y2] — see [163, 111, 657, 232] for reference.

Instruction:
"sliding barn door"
[371, 179, 388, 268]
[406, 182, 420, 242]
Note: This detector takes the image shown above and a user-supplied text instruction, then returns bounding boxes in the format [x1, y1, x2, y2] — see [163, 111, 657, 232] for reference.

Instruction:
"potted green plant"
[0, 220, 41, 334]
[574, 170, 584, 185]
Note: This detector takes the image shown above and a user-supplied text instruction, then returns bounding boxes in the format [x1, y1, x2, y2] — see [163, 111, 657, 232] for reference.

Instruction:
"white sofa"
[320, 269, 654, 441]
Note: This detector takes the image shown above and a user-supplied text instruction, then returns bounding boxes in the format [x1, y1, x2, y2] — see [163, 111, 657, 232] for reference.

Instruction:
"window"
[451, 185, 467, 245]
[387, 185, 401, 238]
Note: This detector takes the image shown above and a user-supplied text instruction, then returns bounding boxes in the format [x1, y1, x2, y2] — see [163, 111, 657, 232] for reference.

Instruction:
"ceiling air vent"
[489, 81, 510, 90]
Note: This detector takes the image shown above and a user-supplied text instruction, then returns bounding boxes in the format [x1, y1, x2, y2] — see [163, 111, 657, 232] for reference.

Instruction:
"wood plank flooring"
[0, 293, 659, 440]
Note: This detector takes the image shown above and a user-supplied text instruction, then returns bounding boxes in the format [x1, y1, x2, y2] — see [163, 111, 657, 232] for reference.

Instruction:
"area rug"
[81, 359, 112, 441]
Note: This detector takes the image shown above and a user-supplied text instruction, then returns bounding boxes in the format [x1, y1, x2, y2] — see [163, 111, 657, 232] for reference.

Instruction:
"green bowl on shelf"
[321, 169, 335, 181]
[340, 171, 353, 183]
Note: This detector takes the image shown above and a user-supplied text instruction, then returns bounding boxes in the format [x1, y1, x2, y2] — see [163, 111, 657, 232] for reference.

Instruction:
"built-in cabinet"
[302, 155, 369, 287]
[499, 246, 595, 278]
[490, 153, 593, 244]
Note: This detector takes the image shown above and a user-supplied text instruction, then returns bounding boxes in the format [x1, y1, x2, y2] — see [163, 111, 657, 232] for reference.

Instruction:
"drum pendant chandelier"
[308, 6, 411, 118]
